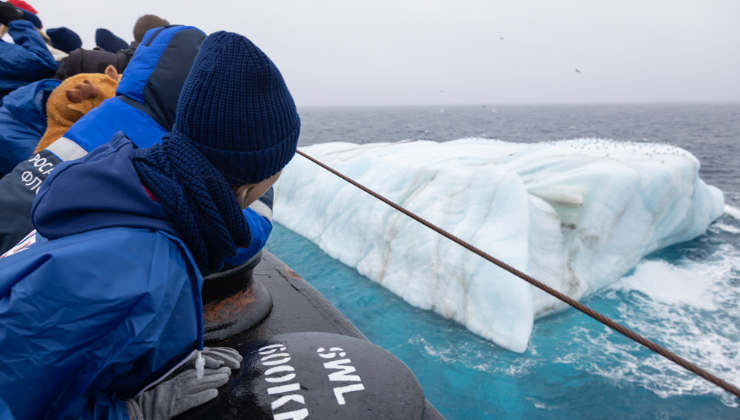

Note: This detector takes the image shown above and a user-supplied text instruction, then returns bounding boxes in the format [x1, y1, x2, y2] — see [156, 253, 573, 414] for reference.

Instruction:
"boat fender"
[218, 332, 427, 420]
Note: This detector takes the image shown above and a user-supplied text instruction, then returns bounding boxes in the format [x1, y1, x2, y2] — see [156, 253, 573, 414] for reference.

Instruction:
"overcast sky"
[27, 0, 740, 106]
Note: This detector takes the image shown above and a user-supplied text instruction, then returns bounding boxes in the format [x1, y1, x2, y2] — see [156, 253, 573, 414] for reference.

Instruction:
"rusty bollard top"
[202, 252, 273, 343]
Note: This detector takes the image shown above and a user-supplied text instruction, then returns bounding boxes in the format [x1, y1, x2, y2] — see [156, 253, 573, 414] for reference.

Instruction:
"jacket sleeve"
[0, 149, 61, 254]
[0, 230, 199, 420]
[224, 187, 274, 266]
[0, 21, 57, 82]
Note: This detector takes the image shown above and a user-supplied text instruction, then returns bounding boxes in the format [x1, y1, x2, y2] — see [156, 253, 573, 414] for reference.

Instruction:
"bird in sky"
[575, 68, 581, 74]
[500, 37, 504, 41]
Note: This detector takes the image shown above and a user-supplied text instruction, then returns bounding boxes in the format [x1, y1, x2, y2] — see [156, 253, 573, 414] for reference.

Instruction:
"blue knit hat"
[172, 31, 300, 185]
[95, 28, 128, 53]
[20, 8, 40, 28]
[46, 27, 82, 53]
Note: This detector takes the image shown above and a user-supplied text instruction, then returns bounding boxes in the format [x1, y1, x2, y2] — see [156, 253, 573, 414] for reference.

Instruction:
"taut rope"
[297, 149, 740, 400]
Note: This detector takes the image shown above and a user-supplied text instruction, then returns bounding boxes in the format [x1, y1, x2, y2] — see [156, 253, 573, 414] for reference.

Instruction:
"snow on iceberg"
[273, 139, 724, 352]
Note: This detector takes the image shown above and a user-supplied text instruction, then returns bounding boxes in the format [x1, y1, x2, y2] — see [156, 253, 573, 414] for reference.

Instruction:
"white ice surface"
[273, 138, 724, 352]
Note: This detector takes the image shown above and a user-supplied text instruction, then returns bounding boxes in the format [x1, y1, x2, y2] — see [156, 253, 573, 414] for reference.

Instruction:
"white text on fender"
[317, 347, 365, 405]
[259, 344, 309, 420]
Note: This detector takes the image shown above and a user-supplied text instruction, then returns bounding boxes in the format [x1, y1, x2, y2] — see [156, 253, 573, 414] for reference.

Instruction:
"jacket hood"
[116, 25, 205, 132]
[32, 131, 178, 239]
[61, 26, 205, 153]
[1, 79, 60, 134]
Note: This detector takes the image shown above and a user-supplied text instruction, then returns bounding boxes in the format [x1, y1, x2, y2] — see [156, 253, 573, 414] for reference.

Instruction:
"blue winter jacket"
[0, 20, 57, 100]
[0, 25, 274, 262]
[55, 24, 272, 265]
[0, 25, 205, 254]
[0, 133, 204, 420]
[0, 78, 60, 177]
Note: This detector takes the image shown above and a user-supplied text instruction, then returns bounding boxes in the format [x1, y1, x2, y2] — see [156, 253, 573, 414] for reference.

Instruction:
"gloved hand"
[125, 366, 231, 420]
[174, 347, 243, 374]
[201, 347, 243, 370]
[0, 2, 22, 26]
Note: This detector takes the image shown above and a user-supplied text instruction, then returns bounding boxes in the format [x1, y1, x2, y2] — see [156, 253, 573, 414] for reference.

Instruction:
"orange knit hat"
[35, 65, 121, 153]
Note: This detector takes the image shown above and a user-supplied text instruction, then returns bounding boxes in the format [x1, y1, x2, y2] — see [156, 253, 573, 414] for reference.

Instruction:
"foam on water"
[711, 223, 740, 235]
[724, 205, 740, 220]
[561, 244, 740, 407]
[408, 335, 539, 377]
[614, 260, 717, 310]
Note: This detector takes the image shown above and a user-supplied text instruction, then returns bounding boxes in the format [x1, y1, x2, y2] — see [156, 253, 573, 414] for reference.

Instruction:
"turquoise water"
[265, 219, 740, 419]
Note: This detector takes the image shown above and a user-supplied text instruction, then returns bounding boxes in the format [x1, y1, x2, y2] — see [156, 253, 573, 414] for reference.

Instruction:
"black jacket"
[53, 42, 138, 80]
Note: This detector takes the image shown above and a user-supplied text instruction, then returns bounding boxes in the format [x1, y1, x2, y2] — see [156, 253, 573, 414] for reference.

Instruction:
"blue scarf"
[132, 132, 251, 276]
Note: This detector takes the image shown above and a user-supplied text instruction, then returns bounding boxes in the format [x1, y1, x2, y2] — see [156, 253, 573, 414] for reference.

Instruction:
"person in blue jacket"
[0, 1, 57, 99]
[0, 30, 300, 420]
[0, 77, 59, 177]
[0, 24, 275, 265]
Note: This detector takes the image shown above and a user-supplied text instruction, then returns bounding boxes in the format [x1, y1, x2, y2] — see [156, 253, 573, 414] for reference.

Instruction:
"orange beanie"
[35, 65, 120, 153]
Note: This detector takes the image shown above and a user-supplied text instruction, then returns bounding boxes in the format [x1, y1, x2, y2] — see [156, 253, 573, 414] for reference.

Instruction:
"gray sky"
[30, 0, 740, 106]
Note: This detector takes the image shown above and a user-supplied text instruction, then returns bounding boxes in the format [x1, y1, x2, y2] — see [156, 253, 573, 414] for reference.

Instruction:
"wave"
[559, 245, 740, 406]
[724, 205, 740, 220]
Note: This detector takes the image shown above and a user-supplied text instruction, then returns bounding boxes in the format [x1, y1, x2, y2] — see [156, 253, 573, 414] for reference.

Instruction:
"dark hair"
[133, 14, 170, 43]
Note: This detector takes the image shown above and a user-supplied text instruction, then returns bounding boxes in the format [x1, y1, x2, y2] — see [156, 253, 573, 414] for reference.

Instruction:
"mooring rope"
[297, 149, 740, 400]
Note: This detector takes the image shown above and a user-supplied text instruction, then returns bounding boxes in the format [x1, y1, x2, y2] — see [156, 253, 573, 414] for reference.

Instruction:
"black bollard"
[201, 252, 273, 343]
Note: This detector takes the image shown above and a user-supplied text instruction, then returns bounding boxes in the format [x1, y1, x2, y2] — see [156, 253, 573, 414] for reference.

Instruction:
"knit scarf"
[132, 132, 251, 276]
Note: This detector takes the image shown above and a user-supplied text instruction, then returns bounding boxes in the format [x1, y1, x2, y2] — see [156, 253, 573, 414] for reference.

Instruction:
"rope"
[297, 149, 740, 400]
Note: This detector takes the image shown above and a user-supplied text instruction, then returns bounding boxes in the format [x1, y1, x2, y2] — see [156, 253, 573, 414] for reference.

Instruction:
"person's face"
[231, 170, 282, 210]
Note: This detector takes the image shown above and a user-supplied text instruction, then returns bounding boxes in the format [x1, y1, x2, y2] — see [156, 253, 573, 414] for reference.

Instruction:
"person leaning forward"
[0, 31, 301, 420]
[53, 14, 170, 80]
[0, 1, 57, 99]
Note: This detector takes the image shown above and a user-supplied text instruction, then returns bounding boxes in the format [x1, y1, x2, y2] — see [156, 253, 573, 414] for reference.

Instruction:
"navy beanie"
[173, 31, 300, 185]
[95, 28, 128, 52]
[133, 32, 299, 276]
[46, 27, 82, 53]
[20, 8, 40, 28]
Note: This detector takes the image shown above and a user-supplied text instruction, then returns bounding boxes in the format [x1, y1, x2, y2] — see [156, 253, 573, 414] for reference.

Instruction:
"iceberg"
[273, 139, 724, 352]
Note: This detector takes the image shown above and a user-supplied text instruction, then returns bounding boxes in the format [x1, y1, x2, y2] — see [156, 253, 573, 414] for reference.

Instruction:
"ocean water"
[265, 103, 740, 419]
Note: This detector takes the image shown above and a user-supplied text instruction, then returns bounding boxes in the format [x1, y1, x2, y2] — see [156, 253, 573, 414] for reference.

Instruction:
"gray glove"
[170, 347, 242, 375]
[174, 348, 241, 373]
[201, 347, 243, 370]
[125, 366, 231, 420]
